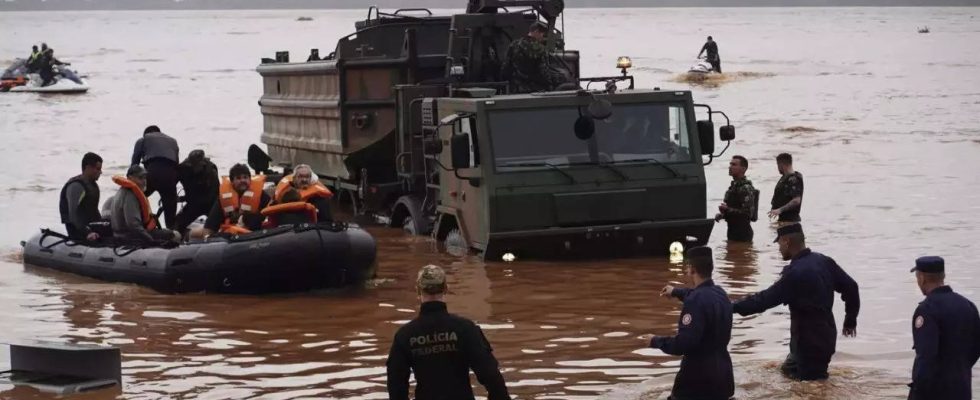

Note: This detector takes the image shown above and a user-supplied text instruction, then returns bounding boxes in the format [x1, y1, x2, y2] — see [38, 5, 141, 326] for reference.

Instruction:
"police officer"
[697, 36, 721, 73]
[733, 223, 860, 380]
[715, 155, 757, 242]
[386, 265, 510, 400]
[652, 246, 734, 400]
[26, 45, 41, 72]
[502, 21, 559, 94]
[908, 256, 980, 400]
[768, 153, 804, 222]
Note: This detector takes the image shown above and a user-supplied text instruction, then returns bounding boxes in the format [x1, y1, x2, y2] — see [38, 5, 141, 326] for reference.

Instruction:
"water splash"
[670, 71, 776, 87]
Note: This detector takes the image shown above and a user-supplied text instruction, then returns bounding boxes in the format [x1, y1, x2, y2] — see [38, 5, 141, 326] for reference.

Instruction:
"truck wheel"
[402, 216, 418, 235]
[444, 228, 467, 255]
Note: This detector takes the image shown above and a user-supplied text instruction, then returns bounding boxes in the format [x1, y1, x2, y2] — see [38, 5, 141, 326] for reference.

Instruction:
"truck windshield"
[489, 103, 692, 171]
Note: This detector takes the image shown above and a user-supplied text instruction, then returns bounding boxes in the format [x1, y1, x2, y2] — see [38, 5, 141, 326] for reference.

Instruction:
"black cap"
[189, 149, 205, 160]
[910, 256, 944, 273]
[686, 246, 712, 259]
[126, 164, 147, 178]
[774, 223, 803, 243]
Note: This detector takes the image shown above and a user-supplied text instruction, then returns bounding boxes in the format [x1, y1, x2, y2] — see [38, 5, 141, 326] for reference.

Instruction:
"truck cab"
[428, 88, 729, 259]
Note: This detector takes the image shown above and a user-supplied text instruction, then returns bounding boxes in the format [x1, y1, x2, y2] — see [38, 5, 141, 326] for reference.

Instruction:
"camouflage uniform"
[501, 36, 559, 94]
[771, 171, 804, 222]
[722, 177, 756, 242]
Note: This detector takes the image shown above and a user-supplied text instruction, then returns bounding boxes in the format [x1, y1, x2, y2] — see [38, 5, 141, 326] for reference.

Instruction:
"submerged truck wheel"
[443, 228, 467, 256]
[402, 216, 417, 235]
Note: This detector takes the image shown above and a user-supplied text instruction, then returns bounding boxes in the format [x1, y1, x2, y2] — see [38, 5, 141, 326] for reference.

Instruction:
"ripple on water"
[142, 310, 205, 321]
[600, 360, 911, 400]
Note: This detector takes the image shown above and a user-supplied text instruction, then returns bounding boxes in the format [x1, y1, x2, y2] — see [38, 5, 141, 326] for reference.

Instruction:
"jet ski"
[688, 57, 714, 74]
[3, 62, 89, 93]
[1, 58, 30, 92]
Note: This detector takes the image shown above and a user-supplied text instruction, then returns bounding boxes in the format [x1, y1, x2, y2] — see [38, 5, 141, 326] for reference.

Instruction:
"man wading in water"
[386, 265, 510, 400]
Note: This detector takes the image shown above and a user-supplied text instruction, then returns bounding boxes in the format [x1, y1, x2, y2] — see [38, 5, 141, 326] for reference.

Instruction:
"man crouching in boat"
[107, 165, 181, 245]
[190, 163, 271, 239]
[272, 164, 333, 223]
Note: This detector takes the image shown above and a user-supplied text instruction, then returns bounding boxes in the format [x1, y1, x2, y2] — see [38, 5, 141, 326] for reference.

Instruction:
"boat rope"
[39, 228, 80, 249]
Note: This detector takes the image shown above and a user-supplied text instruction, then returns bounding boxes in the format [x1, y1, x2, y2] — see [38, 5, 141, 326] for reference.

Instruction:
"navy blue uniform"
[733, 249, 860, 380]
[386, 301, 510, 400]
[652, 279, 735, 400]
[908, 286, 980, 400]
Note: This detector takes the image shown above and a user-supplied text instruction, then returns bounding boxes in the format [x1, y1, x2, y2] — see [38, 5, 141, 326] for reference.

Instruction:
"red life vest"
[217, 175, 266, 234]
[273, 174, 333, 204]
[260, 202, 318, 228]
[111, 175, 157, 231]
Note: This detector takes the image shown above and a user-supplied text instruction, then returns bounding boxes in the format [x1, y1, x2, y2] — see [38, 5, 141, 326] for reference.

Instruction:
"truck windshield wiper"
[566, 161, 629, 181]
[500, 161, 577, 184]
[612, 158, 681, 178]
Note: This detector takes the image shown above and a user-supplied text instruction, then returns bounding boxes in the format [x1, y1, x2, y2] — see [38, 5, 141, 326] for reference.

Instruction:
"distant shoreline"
[1, 2, 978, 12]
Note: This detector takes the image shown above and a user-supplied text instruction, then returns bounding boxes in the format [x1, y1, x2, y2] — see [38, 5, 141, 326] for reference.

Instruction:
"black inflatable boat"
[21, 223, 377, 294]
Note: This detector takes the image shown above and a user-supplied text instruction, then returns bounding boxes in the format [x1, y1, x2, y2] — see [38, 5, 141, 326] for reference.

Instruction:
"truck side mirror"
[574, 115, 595, 140]
[451, 133, 472, 169]
[587, 98, 613, 120]
[697, 120, 715, 155]
[720, 125, 735, 141]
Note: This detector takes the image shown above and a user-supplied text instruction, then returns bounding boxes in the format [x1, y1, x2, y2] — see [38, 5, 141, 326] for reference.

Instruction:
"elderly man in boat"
[271, 164, 333, 223]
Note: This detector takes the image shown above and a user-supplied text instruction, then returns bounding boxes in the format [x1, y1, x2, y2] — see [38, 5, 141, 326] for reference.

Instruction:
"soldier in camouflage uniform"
[768, 152, 804, 223]
[715, 155, 756, 242]
[502, 21, 560, 94]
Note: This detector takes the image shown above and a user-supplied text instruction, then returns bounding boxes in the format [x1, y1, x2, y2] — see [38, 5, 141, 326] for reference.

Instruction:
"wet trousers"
[781, 352, 830, 381]
[145, 159, 178, 230]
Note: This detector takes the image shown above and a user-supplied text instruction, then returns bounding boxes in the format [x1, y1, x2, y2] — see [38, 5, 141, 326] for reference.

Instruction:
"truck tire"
[403, 216, 418, 235]
[392, 195, 430, 236]
[444, 227, 467, 256]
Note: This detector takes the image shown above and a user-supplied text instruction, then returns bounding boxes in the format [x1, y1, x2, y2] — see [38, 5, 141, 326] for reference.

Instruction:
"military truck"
[255, 0, 736, 260]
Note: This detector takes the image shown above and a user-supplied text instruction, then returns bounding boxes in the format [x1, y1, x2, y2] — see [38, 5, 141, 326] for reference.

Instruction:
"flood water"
[2, 6, 980, 400]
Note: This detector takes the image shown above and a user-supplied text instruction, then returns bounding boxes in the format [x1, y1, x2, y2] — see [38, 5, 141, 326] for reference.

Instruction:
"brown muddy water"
[2, 6, 979, 400]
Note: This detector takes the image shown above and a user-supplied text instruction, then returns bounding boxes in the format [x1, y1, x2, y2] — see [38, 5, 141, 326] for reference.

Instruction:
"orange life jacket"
[260, 202, 318, 228]
[112, 175, 157, 231]
[273, 174, 333, 204]
[218, 175, 266, 234]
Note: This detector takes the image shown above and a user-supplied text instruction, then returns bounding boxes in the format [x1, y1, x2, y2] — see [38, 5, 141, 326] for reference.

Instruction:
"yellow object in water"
[669, 241, 684, 255]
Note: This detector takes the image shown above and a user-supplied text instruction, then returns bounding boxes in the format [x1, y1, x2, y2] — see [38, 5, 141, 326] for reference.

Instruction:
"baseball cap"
[417, 264, 447, 292]
[910, 256, 944, 273]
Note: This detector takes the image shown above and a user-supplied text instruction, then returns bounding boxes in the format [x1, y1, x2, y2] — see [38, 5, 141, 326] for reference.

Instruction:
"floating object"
[0, 341, 121, 394]
[297, 16, 314, 21]
[502, 253, 516, 262]
[918, 26, 930, 33]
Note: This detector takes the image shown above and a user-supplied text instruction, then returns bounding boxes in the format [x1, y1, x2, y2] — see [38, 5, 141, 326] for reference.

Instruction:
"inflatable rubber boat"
[21, 222, 377, 294]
